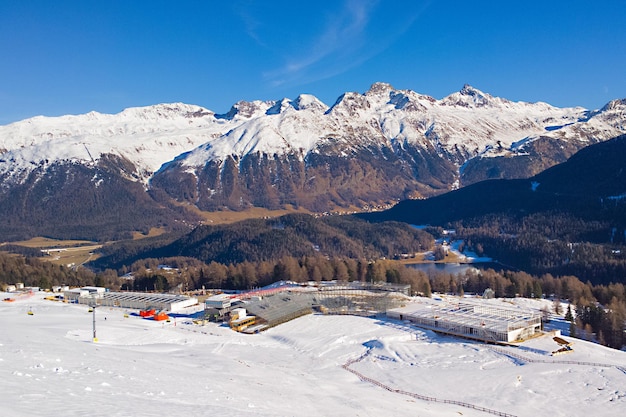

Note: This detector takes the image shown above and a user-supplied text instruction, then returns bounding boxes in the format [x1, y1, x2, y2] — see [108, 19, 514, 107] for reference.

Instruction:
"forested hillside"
[451, 214, 626, 285]
[0, 155, 202, 241]
[91, 214, 433, 270]
[3, 84, 625, 241]
[359, 135, 626, 285]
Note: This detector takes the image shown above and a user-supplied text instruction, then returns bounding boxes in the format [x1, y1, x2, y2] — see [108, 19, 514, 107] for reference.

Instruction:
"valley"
[1, 84, 625, 241]
[4, 3, 626, 416]
[1, 85, 625, 353]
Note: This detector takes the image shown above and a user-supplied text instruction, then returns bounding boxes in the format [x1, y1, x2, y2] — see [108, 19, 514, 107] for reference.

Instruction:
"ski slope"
[1, 292, 625, 417]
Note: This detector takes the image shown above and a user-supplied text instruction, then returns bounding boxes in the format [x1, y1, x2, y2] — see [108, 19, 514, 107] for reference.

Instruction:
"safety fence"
[342, 350, 518, 417]
[489, 346, 621, 369]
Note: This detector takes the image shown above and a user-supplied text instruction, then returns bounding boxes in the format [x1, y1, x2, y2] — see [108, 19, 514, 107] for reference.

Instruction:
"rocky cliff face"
[1, 83, 625, 239]
[149, 82, 625, 211]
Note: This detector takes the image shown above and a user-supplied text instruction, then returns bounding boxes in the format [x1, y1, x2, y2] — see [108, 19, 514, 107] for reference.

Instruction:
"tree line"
[1, 250, 624, 350]
[100, 256, 626, 351]
[452, 212, 626, 286]
[0, 252, 99, 289]
[120, 256, 433, 297]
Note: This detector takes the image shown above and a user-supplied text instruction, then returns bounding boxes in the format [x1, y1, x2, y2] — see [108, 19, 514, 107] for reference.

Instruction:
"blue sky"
[1, 0, 625, 124]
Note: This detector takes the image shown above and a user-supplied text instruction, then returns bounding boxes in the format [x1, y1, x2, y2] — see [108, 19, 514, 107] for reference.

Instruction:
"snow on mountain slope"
[177, 83, 605, 168]
[550, 98, 626, 142]
[183, 95, 329, 167]
[0, 103, 237, 183]
[1, 83, 624, 187]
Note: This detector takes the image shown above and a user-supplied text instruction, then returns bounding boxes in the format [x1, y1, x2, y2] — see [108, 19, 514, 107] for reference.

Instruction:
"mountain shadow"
[358, 134, 626, 227]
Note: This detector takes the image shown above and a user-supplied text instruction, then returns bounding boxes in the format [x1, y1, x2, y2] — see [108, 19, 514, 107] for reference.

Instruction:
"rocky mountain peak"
[459, 84, 485, 97]
[589, 98, 626, 128]
[440, 84, 493, 108]
[366, 82, 396, 96]
[293, 94, 328, 112]
[326, 91, 371, 116]
[266, 98, 294, 115]
[216, 100, 274, 120]
[600, 98, 626, 113]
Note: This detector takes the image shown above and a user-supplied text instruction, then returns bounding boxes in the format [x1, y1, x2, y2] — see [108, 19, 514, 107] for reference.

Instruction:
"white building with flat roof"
[63, 288, 197, 312]
[63, 288, 90, 302]
[388, 298, 542, 343]
[205, 294, 232, 310]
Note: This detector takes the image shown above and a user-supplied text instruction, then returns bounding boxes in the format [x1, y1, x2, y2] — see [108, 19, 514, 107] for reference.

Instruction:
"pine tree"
[541, 306, 550, 323]
[564, 304, 573, 322]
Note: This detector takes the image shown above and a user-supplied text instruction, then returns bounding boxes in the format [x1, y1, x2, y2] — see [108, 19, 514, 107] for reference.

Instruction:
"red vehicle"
[154, 311, 169, 321]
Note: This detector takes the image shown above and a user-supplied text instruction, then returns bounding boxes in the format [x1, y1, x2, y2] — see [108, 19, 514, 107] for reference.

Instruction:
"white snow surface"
[1, 83, 625, 184]
[2, 291, 625, 416]
[449, 240, 493, 262]
[0, 103, 235, 183]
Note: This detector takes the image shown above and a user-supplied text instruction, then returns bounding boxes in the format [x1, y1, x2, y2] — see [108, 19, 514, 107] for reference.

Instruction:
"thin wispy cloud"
[261, 0, 427, 89]
[278, 1, 372, 76]
[264, 0, 376, 87]
[235, 1, 267, 49]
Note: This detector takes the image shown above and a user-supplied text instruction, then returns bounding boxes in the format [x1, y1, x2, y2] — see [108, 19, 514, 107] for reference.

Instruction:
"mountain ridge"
[3, 83, 618, 182]
[358, 134, 626, 226]
[1, 83, 625, 240]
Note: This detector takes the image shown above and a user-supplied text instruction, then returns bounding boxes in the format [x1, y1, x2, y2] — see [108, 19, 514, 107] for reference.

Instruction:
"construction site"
[387, 298, 542, 343]
[312, 281, 410, 316]
[222, 284, 544, 345]
[61, 283, 542, 345]
[204, 281, 412, 333]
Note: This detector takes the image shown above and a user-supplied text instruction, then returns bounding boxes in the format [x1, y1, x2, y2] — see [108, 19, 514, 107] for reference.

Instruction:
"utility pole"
[92, 306, 97, 342]
[89, 297, 98, 342]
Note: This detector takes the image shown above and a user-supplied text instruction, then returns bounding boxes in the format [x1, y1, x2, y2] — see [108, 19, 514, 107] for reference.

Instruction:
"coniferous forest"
[1, 246, 625, 349]
[2, 137, 626, 349]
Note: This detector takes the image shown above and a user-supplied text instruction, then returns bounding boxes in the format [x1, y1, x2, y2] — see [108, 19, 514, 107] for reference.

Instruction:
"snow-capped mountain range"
[1, 83, 625, 240]
[2, 82, 624, 184]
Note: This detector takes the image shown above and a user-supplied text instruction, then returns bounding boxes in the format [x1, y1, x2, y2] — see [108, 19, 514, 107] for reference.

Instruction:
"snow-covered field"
[2, 292, 625, 417]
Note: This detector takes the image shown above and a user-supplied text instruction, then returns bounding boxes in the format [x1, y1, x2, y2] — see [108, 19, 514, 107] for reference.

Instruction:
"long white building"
[64, 288, 197, 312]
[388, 298, 542, 343]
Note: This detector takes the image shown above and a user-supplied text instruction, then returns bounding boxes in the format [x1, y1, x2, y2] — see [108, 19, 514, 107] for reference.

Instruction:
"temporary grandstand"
[388, 299, 542, 343]
[203, 281, 412, 332]
[67, 290, 197, 312]
[244, 292, 314, 332]
[313, 282, 410, 315]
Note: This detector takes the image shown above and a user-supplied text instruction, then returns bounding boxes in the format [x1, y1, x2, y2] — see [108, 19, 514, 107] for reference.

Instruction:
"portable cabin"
[154, 311, 169, 321]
